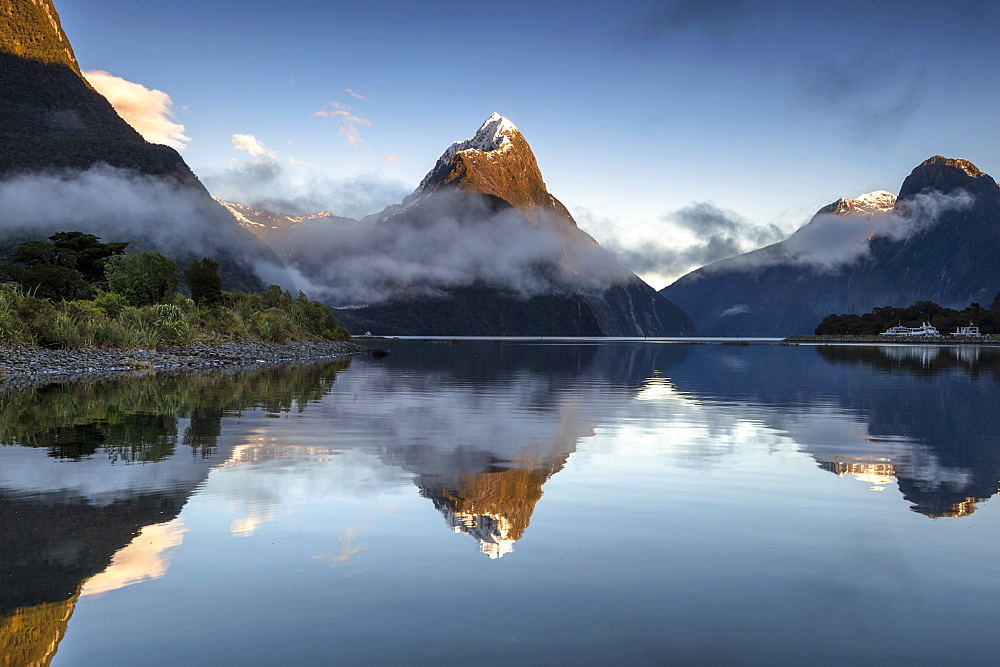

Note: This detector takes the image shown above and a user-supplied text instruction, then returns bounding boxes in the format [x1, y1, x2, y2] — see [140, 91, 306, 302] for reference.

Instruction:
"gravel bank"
[0, 340, 373, 382]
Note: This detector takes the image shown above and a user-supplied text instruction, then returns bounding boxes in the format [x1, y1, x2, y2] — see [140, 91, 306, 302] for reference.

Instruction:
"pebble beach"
[0, 340, 372, 384]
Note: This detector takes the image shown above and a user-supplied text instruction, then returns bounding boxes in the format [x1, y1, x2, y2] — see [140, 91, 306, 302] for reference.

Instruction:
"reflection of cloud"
[81, 519, 186, 597]
[230, 499, 276, 538]
[314, 528, 369, 568]
[83, 70, 190, 150]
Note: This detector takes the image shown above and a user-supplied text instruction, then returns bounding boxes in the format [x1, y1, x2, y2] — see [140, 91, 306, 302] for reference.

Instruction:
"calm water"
[2, 340, 1000, 665]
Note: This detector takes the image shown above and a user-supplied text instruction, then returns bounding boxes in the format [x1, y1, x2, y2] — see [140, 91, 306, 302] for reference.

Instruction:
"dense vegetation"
[814, 295, 1000, 335]
[0, 232, 349, 349]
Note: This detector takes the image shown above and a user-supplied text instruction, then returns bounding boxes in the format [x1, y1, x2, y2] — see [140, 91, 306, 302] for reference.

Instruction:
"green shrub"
[105, 252, 179, 307]
[92, 291, 128, 319]
[250, 308, 292, 342]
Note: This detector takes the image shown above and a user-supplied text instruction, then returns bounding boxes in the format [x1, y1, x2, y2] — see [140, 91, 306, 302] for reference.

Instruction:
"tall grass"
[0, 283, 349, 349]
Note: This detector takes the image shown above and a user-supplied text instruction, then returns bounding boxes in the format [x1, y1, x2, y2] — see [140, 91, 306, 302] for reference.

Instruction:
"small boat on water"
[951, 322, 981, 336]
[880, 321, 939, 336]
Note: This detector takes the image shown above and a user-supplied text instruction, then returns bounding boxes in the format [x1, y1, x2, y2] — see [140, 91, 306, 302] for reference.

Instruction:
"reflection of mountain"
[0, 594, 78, 667]
[666, 343, 1000, 518]
[419, 453, 571, 559]
[342, 340, 693, 557]
[0, 360, 350, 660]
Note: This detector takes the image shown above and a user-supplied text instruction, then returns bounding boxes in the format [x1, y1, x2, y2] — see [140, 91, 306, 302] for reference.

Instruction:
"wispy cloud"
[794, 51, 926, 141]
[632, 0, 748, 39]
[83, 70, 190, 151]
[380, 154, 401, 164]
[343, 88, 367, 100]
[314, 101, 372, 146]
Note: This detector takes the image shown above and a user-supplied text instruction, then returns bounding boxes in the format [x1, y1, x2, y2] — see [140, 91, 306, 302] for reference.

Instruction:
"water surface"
[2, 340, 999, 664]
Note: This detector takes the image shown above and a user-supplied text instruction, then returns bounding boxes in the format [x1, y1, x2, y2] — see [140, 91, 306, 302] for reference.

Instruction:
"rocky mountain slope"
[0, 0, 274, 291]
[662, 157, 1000, 336]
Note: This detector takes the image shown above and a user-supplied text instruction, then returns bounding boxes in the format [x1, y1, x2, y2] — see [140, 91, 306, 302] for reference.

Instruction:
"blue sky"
[55, 0, 1000, 286]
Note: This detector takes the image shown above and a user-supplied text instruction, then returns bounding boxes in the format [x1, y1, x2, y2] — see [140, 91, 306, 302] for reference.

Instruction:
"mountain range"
[228, 113, 696, 337]
[662, 156, 1000, 335]
[7, 1, 998, 338]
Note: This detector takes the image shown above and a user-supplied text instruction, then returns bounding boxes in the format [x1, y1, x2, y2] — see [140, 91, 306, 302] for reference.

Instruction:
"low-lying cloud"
[267, 193, 629, 306]
[707, 189, 975, 275]
[83, 70, 190, 151]
[779, 190, 974, 269]
[0, 165, 286, 286]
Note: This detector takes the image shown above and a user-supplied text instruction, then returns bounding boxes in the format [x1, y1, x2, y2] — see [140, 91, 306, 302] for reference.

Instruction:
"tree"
[15, 263, 93, 300]
[1, 231, 127, 297]
[183, 257, 223, 306]
[105, 252, 179, 307]
[47, 231, 128, 284]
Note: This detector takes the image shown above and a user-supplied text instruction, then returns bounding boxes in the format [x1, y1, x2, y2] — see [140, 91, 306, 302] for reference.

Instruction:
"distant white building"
[951, 322, 981, 336]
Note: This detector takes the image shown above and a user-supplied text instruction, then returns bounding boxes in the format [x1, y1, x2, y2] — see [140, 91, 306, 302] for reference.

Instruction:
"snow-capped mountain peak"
[415, 113, 520, 193]
[820, 190, 897, 216]
[466, 112, 519, 152]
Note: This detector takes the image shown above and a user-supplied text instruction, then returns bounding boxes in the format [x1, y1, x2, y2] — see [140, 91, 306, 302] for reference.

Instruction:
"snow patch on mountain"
[822, 190, 897, 216]
[851, 190, 897, 212]
[214, 196, 343, 237]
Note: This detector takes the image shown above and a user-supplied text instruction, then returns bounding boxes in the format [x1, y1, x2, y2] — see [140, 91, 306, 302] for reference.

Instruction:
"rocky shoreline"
[0, 340, 373, 385]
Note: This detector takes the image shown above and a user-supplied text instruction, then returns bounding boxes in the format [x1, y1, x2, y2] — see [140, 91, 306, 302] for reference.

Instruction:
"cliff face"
[662, 157, 1000, 336]
[0, 0, 81, 72]
[0, 0, 195, 181]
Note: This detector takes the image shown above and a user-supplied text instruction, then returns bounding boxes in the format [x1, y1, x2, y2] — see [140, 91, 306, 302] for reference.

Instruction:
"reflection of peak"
[0, 594, 78, 667]
[925, 497, 985, 518]
[448, 510, 517, 560]
[418, 453, 571, 559]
